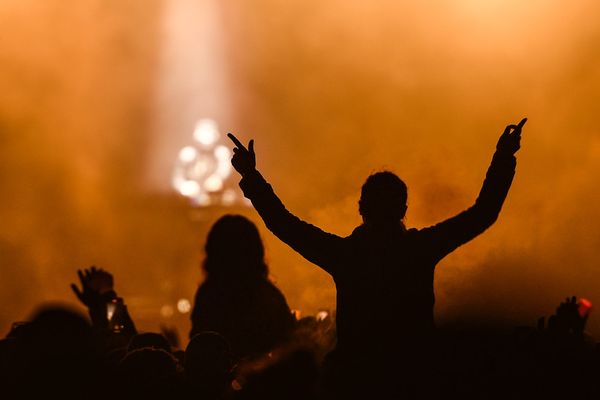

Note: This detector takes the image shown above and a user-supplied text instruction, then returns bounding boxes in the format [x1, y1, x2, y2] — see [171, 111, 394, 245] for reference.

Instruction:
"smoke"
[223, 0, 600, 332]
[0, 0, 599, 340]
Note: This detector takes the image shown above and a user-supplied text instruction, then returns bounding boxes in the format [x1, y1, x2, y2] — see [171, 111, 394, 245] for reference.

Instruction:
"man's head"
[359, 171, 407, 227]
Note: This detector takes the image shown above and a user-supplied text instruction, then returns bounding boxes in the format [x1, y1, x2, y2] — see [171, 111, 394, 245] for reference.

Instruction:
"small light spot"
[178, 180, 200, 197]
[231, 379, 243, 391]
[177, 298, 191, 314]
[222, 189, 237, 205]
[178, 146, 198, 163]
[204, 175, 223, 192]
[214, 145, 231, 160]
[160, 305, 174, 318]
[194, 118, 219, 146]
[316, 311, 329, 321]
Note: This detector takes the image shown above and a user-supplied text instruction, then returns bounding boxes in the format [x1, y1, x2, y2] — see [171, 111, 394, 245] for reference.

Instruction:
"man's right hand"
[497, 118, 527, 156]
[227, 133, 256, 176]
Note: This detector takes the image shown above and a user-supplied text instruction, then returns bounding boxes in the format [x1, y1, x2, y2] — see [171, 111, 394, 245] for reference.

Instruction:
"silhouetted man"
[227, 119, 526, 392]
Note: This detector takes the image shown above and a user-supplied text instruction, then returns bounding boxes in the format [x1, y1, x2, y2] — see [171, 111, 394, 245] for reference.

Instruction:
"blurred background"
[0, 0, 599, 344]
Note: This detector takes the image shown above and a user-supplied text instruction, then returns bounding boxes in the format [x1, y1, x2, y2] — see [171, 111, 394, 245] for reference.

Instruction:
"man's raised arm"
[420, 118, 527, 262]
[227, 133, 343, 275]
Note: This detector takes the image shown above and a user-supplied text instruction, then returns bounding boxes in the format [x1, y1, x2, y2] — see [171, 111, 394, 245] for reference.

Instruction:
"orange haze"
[0, 0, 599, 342]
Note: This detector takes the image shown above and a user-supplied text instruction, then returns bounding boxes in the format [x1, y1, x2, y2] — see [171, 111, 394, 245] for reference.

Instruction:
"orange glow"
[0, 1, 599, 343]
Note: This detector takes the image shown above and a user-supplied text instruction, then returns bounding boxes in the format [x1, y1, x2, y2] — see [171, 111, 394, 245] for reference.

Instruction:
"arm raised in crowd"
[71, 266, 137, 337]
[420, 118, 527, 262]
[228, 133, 344, 276]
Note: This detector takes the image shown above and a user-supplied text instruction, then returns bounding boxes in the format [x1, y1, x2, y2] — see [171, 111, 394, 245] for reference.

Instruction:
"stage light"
[160, 305, 174, 318]
[195, 192, 211, 206]
[177, 298, 191, 313]
[172, 118, 245, 206]
[222, 189, 236, 206]
[214, 144, 230, 160]
[204, 174, 223, 192]
[193, 118, 219, 146]
[214, 145, 232, 179]
[178, 180, 200, 196]
[178, 146, 198, 163]
[316, 311, 329, 321]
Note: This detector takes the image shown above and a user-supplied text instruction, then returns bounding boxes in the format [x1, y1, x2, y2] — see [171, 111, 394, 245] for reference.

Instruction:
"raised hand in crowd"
[496, 118, 527, 156]
[548, 296, 591, 336]
[71, 266, 136, 338]
[227, 133, 256, 176]
[71, 266, 115, 307]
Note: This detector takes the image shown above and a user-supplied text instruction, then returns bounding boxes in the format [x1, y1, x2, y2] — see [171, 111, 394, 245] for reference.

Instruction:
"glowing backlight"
[193, 118, 219, 146]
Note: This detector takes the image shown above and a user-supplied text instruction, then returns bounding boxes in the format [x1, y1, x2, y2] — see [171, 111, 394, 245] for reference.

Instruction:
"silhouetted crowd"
[0, 215, 599, 399]
[6, 120, 597, 398]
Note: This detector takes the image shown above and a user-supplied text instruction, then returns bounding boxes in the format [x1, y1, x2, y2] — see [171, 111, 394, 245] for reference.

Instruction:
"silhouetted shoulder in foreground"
[227, 120, 526, 393]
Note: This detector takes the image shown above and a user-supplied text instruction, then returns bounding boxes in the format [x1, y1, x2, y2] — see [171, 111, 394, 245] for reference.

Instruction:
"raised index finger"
[517, 118, 527, 130]
[227, 133, 247, 151]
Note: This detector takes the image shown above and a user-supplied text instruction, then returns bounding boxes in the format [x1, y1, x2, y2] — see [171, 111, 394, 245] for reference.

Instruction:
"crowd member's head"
[118, 348, 180, 397]
[359, 171, 408, 228]
[128, 332, 171, 353]
[12, 305, 101, 397]
[203, 214, 268, 279]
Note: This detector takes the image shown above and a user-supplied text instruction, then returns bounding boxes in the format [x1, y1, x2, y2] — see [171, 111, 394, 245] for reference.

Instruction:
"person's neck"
[364, 220, 406, 234]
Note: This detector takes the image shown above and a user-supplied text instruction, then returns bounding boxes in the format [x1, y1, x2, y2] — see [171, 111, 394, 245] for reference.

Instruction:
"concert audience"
[2, 267, 599, 399]
[1, 219, 599, 398]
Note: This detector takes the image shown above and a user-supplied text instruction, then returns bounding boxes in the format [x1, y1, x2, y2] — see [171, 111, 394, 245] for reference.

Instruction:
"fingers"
[503, 117, 527, 136]
[503, 124, 517, 136]
[71, 283, 83, 301]
[249, 139, 255, 155]
[227, 133, 247, 151]
[514, 118, 527, 140]
[77, 269, 85, 286]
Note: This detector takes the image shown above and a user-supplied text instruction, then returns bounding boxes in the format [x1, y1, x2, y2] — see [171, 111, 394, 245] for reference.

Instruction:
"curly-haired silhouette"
[227, 119, 526, 394]
[190, 215, 294, 360]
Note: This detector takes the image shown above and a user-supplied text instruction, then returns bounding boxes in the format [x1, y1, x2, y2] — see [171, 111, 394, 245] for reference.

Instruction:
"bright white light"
[171, 174, 186, 195]
[160, 305, 174, 318]
[178, 146, 198, 162]
[204, 174, 223, 192]
[192, 157, 215, 179]
[177, 298, 191, 313]
[194, 192, 211, 206]
[316, 311, 329, 321]
[193, 118, 219, 146]
[178, 180, 200, 196]
[221, 189, 236, 205]
[214, 145, 230, 160]
[214, 145, 232, 179]
[171, 116, 236, 205]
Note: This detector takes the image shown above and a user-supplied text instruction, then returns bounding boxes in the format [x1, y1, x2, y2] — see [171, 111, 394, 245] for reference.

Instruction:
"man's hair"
[359, 171, 408, 224]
